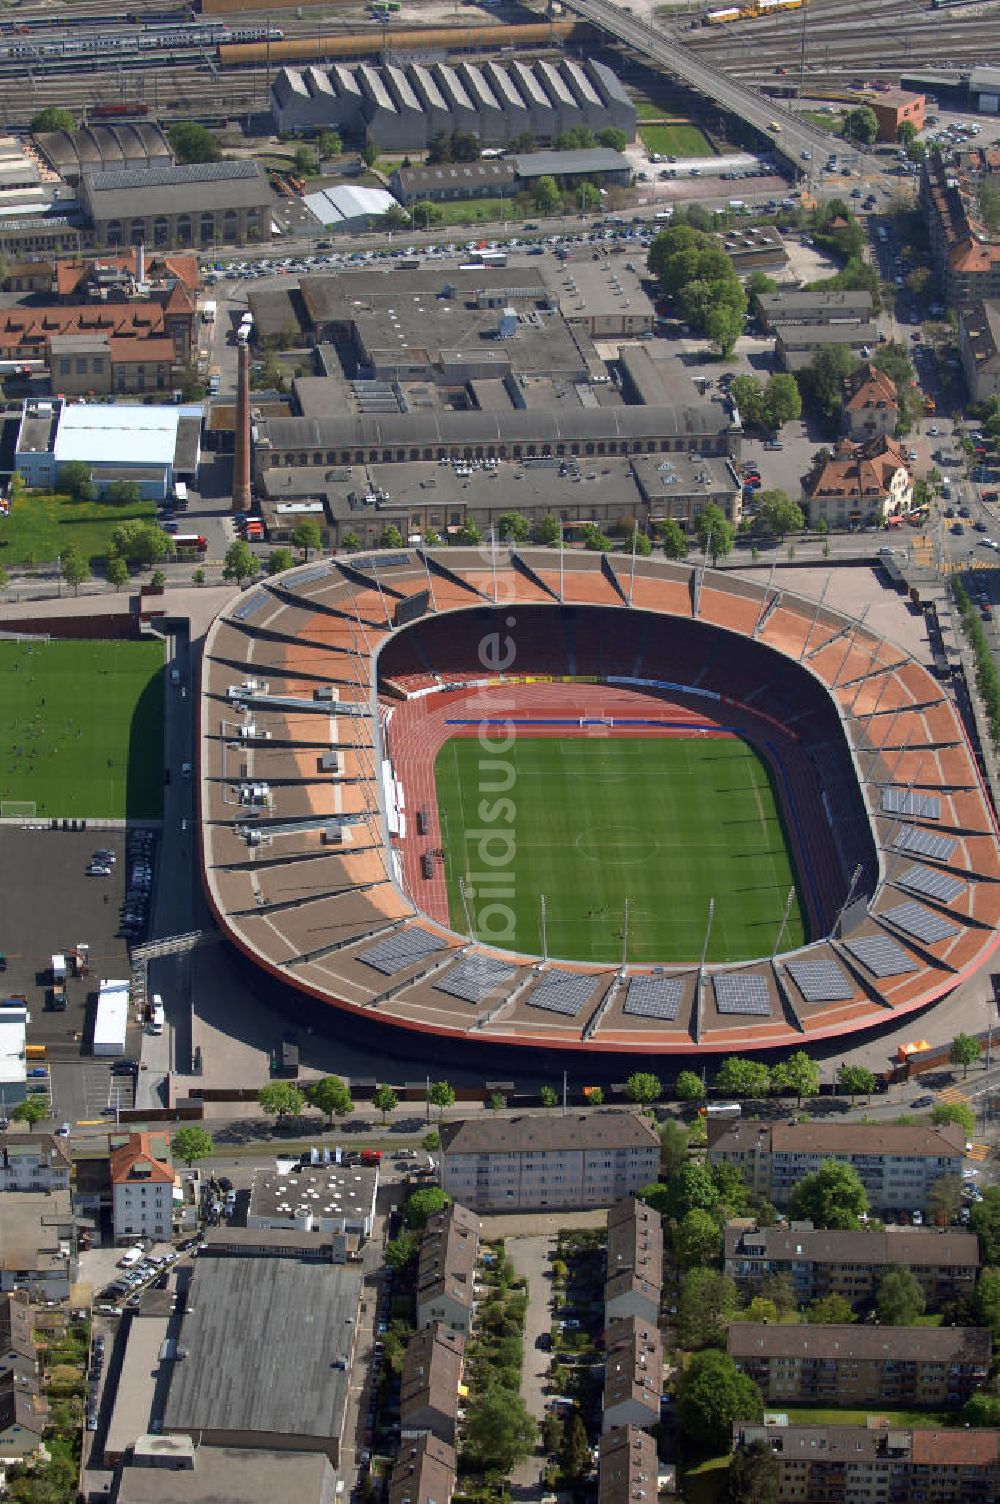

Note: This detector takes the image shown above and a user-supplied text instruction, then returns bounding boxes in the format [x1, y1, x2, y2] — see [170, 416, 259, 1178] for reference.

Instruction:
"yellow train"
[705, 0, 802, 24]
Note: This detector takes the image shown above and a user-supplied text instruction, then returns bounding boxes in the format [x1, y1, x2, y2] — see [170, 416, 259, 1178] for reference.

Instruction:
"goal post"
[0, 801, 37, 819]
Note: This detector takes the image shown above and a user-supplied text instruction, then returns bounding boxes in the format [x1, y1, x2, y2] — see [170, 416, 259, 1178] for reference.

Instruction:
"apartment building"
[0, 1134, 71, 1194]
[599, 1427, 659, 1504]
[416, 1202, 479, 1334]
[605, 1197, 663, 1325]
[802, 435, 914, 530]
[728, 1322, 991, 1408]
[923, 147, 1000, 307]
[439, 1113, 660, 1213]
[400, 1324, 465, 1447]
[724, 1221, 979, 1308]
[842, 363, 900, 441]
[111, 1132, 174, 1245]
[389, 1435, 457, 1504]
[602, 1317, 663, 1434]
[707, 1120, 965, 1214]
[733, 1421, 1000, 1503]
[960, 301, 1000, 403]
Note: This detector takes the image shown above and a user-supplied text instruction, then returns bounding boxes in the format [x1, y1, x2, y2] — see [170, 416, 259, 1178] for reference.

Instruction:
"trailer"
[50, 954, 67, 982]
[93, 979, 129, 1057]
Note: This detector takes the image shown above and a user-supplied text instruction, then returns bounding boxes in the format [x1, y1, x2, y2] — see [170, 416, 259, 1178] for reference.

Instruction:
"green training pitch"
[434, 735, 807, 965]
[0, 640, 164, 819]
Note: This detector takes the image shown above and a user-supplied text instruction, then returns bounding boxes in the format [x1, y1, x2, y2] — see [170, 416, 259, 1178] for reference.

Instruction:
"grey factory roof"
[260, 401, 729, 453]
[116, 1446, 336, 1504]
[514, 148, 630, 179]
[35, 124, 172, 178]
[82, 160, 269, 219]
[247, 1163, 377, 1222]
[395, 160, 516, 194]
[164, 1257, 362, 1443]
[440, 1111, 660, 1157]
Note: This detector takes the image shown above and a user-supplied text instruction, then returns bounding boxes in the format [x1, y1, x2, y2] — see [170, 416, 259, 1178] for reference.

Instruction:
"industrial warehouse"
[270, 56, 635, 148]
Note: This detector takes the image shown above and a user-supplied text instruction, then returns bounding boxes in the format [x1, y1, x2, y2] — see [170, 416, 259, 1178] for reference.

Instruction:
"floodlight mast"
[771, 885, 796, 958]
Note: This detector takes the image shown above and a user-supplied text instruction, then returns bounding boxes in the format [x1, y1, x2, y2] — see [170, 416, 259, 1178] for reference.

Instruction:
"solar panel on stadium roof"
[623, 976, 684, 1021]
[883, 901, 959, 945]
[897, 864, 966, 905]
[845, 934, 919, 977]
[893, 826, 958, 862]
[232, 591, 269, 622]
[359, 927, 446, 976]
[527, 970, 600, 1018]
[294, 563, 335, 587]
[435, 956, 517, 1005]
[713, 973, 770, 1017]
[786, 959, 854, 1004]
[881, 789, 942, 820]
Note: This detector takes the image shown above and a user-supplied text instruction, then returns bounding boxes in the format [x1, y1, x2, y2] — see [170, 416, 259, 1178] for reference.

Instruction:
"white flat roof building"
[303, 184, 395, 229]
[53, 404, 180, 468]
[15, 398, 202, 501]
[0, 1001, 27, 1108]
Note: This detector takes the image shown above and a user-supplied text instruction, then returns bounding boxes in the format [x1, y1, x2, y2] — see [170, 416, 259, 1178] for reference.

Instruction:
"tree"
[496, 511, 532, 542]
[112, 520, 173, 569]
[373, 1084, 398, 1122]
[659, 1119, 690, 1177]
[711, 1161, 751, 1218]
[728, 1438, 780, 1504]
[876, 1266, 926, 1325]
[268, 547, 294, 575]
[931, 1100, 975, 1136]
[383, 205, 409, 231]
[150, 569, 166, 589]
[192, 567, 206, 587]
[422, 1130, 440, 1151]
[759, 1271, 797, 1317]
[844, 105, 878, 144]
[464, 1386, 536, 1473]
[11, 1097, 48, 1125]
[706, 303, 744, 357]
[731, 374, 765, 428]
[317, 130, 343, 159]
[106, 555, 129, 592]
[678, 1349, 762, 1448]
[963, 1392, 1000, 1427]
[486, 1090, 506, 1111]
[625, 1071, 661, 1106]
[172, 1126, 214, 1166]
[379, 523, 404, 548]
[168, 121, 219, 164]
[411, 200, 444, 229]
[696, 503, 735, 565]
[926, 1174, 963, 1227]
[669, 1160, 721, 1220]
[788, 1159, 869, 1229]
[428, 1079, 456, 1119]
[715, 1056, 770, 1099]
[340, 531, 362, 552]
[554, 126, 596, 151]
[675, 1208, 722, 1270]
[454, 520, 482, 546]
[950, 1032, 980, 1078]
[897, 119, 918, 149]
[560, 1413, 591, 1481]
[981, 179, 1000, 235]
[756, 489, 805, 540]
[58, 460, 96, 501]
[361, 143, 379, 168]
[660, 518, 689, 560]
[292, 519, 323, 559]
[106, 480, 141, 506]
[771, 1050, 820, 1106]
[60, 546, 89, 596]
[531, 175, 561, 215]
[676, 1069, 705, 1104]
[405, 1185, 449, 1229]
[806, 1292, 856, 1324]
[746, 270, 778, 301]
[581, 522, 611, 552]
[974, 1266, 1000, 1338]
[624, 528, 653, 557]
[577, 182, 601, 213]
[798, 345, 859, 427]
[763, 372, 802, 430]
[31, 107, 75, 134]
[539, 1085, 559, 1108]
[598, 126, 628, 151]
[535, 513, 561, 546]
[292, 144, 316, 176]
[308, 1075, 354, 1123]
[385, 1230, 419, 1269]
[971, 1188, 1000, 1265]
[839, 1065, 876, 1100]
[586, 1085, 604, 1106]
[677, 1268, 741, 1350]
[0, 565, 8, 595]
[223, 539, 258, 586]
[258, 1080, 305, 1121]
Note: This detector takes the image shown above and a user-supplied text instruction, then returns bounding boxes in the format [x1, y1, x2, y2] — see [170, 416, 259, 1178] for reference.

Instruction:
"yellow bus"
[25, 1043, 46, 1060]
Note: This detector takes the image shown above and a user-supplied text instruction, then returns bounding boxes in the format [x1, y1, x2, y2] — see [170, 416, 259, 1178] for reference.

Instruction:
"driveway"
[508, 1233, 556, 1497]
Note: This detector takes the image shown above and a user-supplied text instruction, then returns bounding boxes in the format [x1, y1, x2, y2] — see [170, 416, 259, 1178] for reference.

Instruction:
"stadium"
[197, 547, 1000, 1063]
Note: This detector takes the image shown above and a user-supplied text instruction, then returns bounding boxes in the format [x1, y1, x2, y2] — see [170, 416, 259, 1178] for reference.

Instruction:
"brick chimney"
[232, 337, 251, 514]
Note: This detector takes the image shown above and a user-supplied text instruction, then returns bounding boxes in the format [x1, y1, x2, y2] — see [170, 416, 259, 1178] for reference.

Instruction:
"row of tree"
[648, 220, 747, 357]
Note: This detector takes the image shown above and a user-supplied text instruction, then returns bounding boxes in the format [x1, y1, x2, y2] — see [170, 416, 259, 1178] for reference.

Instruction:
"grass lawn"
[682, 1455, 729, 1504]
[797, 109, 845, 135]
[0, 640, 164, 818]
[434, 735, 806, 963]
[783, 1407, 955, 1427]
[422, 197, 517, 227]
[639, 123, 715, 156]
[0, 490, 157, 568]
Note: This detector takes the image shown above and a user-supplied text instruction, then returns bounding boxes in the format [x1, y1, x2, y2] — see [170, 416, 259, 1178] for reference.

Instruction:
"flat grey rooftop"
[164, 1257, 362, 1444]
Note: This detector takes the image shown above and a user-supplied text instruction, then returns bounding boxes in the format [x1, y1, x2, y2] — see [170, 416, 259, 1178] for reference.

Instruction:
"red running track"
[384, 679, 838, 940]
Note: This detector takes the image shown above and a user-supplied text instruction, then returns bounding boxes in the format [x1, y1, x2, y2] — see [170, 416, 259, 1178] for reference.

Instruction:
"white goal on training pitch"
[0, 801, 37, 819]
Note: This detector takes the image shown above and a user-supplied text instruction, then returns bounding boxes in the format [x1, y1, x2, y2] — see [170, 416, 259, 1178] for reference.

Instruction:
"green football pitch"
[434, 734, 807, 964]
[0, 640, 164, 819]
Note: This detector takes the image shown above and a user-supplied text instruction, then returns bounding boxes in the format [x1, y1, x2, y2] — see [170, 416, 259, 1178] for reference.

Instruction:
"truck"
[150, 995, 165, 1035]
[172, 534, 208, 555]
[208, 366, 221, 395]
[201, 300, 216, 326]
[93, 979, 129, 1057]
[173, 481, 188, 509]
[51, 953, 67, 983]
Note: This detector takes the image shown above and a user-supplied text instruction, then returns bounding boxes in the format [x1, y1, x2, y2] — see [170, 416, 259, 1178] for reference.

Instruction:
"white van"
[150, 996, 164, 1035]
[173, 481, 188, 508]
